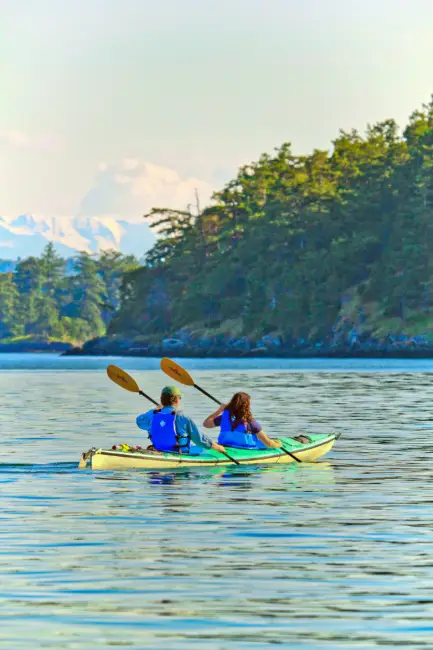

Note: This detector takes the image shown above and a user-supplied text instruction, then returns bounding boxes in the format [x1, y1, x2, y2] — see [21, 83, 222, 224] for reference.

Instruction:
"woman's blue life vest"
[149, 410, 191, 453]
[217, 409, 266, 450]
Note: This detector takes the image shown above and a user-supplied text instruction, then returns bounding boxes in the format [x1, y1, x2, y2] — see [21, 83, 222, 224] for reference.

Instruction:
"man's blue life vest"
[217, 409, 266, 449]
[149, 410, 190, 453]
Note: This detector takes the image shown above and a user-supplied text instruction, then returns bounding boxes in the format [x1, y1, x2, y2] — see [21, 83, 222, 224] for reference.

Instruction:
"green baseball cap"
[161, 385, 183, 397]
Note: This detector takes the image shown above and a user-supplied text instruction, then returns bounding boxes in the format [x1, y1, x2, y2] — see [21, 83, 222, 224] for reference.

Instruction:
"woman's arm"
[256, 430, 282, 448]
[203, 404, 226, 428]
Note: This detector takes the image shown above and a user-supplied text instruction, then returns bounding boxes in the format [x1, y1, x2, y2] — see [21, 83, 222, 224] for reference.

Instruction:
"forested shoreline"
[3, 99, 433, 357]
[104, 99, 433, 356]
[0, 244, 137, 349]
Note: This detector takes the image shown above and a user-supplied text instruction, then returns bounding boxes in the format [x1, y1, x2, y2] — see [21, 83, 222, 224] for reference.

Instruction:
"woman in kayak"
[203, 392, 282, 449]
[136, 385, 226, 455]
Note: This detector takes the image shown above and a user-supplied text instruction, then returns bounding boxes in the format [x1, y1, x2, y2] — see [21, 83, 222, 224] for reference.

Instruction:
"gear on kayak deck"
[292, 435, 312, 444]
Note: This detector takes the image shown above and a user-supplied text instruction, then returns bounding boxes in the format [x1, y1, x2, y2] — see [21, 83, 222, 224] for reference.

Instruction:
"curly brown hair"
[226, 392, 253, 430]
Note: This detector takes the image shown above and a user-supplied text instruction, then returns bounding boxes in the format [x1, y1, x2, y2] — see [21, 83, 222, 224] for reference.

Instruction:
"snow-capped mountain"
[0, 214, 155, 259]
[0, 157, 216, 260]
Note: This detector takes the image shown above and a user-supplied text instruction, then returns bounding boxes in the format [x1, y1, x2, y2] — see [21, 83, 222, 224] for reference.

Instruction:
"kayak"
[79, 433, 339, 470]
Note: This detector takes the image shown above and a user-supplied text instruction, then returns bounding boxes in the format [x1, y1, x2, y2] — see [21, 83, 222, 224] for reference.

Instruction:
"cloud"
[0, 130, 63, 152]
[77, 159, 215, 224]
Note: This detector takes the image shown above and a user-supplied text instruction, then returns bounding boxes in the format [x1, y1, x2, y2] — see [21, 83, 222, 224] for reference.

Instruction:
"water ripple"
[1, 356, 433, 648]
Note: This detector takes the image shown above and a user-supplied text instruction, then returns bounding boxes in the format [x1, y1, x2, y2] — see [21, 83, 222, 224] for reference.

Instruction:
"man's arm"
[187, 417, 213, 448]
[185, 417, 226, 453]
[136, 409, 154, 431]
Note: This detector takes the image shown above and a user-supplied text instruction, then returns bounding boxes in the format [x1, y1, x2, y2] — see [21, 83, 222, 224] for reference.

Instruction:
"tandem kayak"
[79, 433, 339, 470]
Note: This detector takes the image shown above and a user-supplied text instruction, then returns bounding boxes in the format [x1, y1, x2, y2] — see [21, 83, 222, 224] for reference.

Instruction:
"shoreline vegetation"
[2, 99, 433, 358]
[0, 247, 138, 347]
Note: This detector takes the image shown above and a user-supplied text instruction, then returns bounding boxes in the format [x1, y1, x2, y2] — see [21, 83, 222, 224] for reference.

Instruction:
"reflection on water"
[1, 356, 433, 648]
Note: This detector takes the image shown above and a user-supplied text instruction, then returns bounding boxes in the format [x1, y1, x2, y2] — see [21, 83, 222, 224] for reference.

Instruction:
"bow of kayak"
[79, 433, 339, 470]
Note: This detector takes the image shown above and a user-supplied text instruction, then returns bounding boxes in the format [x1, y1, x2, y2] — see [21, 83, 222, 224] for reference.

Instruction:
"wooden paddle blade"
[160, 357, 195, 386]
[107, 364, 139, 393]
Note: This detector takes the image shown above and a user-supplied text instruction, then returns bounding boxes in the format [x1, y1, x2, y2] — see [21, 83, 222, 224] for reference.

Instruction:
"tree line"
[109, 98, 433, 346]
[2, 99, 433, 349]
[0, 245, 137, 342]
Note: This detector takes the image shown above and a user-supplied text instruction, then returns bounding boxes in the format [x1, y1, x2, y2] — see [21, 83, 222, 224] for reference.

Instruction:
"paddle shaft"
[218, 450, 240, 465]
[194, 383, 221, 405]
[139, 390, 159, 406]
[279, 446, 301, 463]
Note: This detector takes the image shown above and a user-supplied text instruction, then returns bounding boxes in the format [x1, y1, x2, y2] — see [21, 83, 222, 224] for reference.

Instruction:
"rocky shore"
[62, 332, 433, 358]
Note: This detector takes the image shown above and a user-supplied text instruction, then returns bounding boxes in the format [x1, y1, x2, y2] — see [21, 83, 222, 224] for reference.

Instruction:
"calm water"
[1, 354, 433, 649]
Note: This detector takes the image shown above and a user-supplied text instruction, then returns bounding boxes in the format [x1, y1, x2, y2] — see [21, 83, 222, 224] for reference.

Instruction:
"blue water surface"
[1, 353, 433, 649]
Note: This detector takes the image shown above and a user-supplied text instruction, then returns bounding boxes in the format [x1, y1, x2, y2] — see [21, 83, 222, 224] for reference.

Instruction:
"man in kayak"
[203, 391, 282, 449]
[136, 385, 226, 455]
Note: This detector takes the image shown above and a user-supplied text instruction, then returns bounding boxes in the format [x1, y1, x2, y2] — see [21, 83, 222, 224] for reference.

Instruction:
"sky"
[1, 0, 433, 222]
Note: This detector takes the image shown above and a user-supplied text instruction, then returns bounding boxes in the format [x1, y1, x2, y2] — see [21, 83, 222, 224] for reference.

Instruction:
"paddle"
[107, 364, 159, 405]
[107, 364, 239, 465]
[160, 357, 221, 405]
[160, 357, 302, 463]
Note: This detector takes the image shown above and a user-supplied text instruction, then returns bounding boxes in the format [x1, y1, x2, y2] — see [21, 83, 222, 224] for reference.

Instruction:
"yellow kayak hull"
[79, 434, 338, 470]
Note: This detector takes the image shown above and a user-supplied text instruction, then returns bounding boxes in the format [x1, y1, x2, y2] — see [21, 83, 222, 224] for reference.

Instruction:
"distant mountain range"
[0, 214, 156, 260]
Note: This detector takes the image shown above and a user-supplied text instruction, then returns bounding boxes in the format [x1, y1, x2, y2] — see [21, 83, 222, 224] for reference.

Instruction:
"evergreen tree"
[0, 273, 20, 337]
[0, 246, 139, 344]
